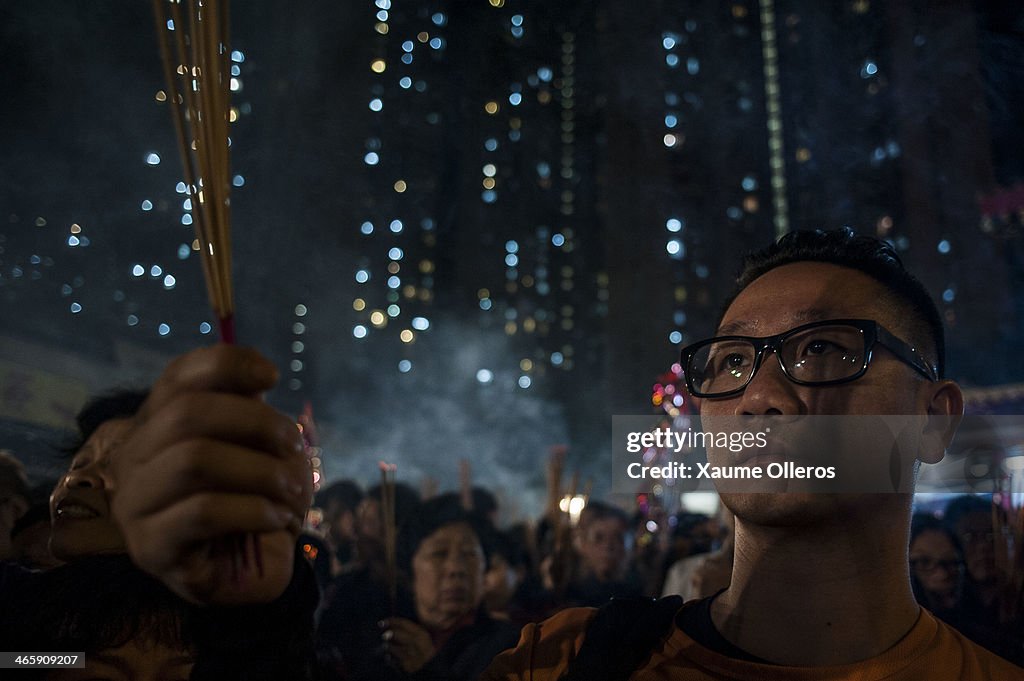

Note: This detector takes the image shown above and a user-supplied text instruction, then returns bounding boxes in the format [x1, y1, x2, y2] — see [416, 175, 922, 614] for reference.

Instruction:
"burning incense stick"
[379, 461, 398, 612]
[152, 0, 254, 579]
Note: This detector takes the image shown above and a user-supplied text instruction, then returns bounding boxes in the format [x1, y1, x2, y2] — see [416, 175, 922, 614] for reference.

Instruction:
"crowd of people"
[1, 229, 1022, 679]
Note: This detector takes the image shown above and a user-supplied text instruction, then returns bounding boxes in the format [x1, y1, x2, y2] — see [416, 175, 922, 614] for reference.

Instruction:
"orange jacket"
[481, 602, 1021, 681]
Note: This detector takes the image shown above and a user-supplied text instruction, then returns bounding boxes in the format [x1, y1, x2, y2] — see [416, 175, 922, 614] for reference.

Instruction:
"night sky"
[2, 1, 1022, 513]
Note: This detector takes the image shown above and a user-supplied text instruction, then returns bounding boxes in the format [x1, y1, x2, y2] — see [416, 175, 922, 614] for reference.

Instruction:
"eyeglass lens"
[690, 324, 867, 395]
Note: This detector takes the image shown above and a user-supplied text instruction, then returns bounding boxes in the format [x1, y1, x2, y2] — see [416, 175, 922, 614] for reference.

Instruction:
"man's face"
[700, 262, 938, 524]
[577, 517, 627, 581]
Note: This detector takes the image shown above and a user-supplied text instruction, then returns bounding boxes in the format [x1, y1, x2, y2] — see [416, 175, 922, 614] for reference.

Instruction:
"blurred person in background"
[320, 495, 519, 681]
[662, 507, 734, 601]
[542, 501, 643, 607]
[483, 527, 529, 622]
[911, 512, 1023, 665]
[0, 449, 31, 562]
[382, 495, 519, 681]
[910, 513, 966, 618]
[9, 481, 62, 569]
[316, 482, 422, 678]
[315, 479, 364, 572]
[944, 496, 1002, 620]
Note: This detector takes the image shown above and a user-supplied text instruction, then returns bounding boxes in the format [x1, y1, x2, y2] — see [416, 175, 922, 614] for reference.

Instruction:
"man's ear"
[919, 380, 964, 464]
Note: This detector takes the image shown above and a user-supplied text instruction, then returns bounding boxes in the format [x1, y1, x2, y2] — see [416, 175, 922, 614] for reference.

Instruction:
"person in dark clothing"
[2, 379, 322, 680]
[316, 481, 423, 679]
[910, 514, 967, 616]
[0, 449, 31, 562]
[483, 527, 529, 622]
[943, 495, 1003, 620]
[10, 501, 60, 569]
[911, 513, 1024, 666]
[551, 501, 644, 608]
[6, 553, 196, 681]
[319, 496, 519, 681]
[315, 480, 364, 569]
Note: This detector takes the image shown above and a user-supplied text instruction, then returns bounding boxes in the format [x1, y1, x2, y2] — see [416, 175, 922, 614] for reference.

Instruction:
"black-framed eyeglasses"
[679, 319, 938, 399]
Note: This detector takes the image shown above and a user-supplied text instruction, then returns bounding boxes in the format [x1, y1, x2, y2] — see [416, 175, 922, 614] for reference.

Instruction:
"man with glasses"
[483, 229, 1019, 679]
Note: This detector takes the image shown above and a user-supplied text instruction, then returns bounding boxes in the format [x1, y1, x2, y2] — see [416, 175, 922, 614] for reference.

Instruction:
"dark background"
[1, 1, 1022, 514]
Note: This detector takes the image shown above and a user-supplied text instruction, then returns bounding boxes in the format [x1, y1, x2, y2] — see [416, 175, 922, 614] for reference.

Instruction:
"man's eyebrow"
[716, 308, 834, 336]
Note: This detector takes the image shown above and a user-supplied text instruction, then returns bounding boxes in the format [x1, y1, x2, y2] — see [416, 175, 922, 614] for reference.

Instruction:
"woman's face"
[412, 522, 485, 630]
[49, 419, 132, 560]
[910, 529, 962, 607]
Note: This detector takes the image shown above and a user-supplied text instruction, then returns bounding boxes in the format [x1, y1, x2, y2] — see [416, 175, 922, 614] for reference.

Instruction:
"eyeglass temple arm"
[875, 326, 938, 381]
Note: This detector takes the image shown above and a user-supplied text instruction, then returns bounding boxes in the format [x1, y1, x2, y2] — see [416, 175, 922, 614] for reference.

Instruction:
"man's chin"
[724, 491, 909, 528]
[720, 492, 863, 528]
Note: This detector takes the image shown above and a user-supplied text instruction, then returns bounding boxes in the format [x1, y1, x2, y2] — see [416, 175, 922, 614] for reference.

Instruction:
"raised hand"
[108, 345, 312, 605]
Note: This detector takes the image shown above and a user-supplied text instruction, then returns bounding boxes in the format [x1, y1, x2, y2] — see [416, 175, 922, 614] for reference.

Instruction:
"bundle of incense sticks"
[379, 461, 398, 611]
[151, 0, 235, 342]
[152, 0, 255, 580]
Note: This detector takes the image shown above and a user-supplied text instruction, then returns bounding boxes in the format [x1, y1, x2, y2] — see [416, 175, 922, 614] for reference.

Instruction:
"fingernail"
[378, 619, 387, 629]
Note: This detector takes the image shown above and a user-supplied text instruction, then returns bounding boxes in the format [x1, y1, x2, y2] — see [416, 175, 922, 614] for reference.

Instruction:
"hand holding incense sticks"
[152, 0, 254, 580]
[106, 346, 308, 605]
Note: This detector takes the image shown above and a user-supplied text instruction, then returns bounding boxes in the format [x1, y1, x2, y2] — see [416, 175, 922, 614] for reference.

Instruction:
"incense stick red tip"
[218, 314, 236, 344]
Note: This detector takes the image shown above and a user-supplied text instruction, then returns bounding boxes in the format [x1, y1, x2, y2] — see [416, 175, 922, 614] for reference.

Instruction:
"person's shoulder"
[479, 607, 599, 681]
[661, 554, 702, 597]
[927, 612, 1023, 678]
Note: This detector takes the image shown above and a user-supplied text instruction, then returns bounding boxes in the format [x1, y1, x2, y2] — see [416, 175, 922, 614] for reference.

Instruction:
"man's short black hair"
[724, 228, 946, 378]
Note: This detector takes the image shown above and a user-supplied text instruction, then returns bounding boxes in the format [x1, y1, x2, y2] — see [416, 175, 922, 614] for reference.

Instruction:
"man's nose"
[733, 350, 803, 416]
